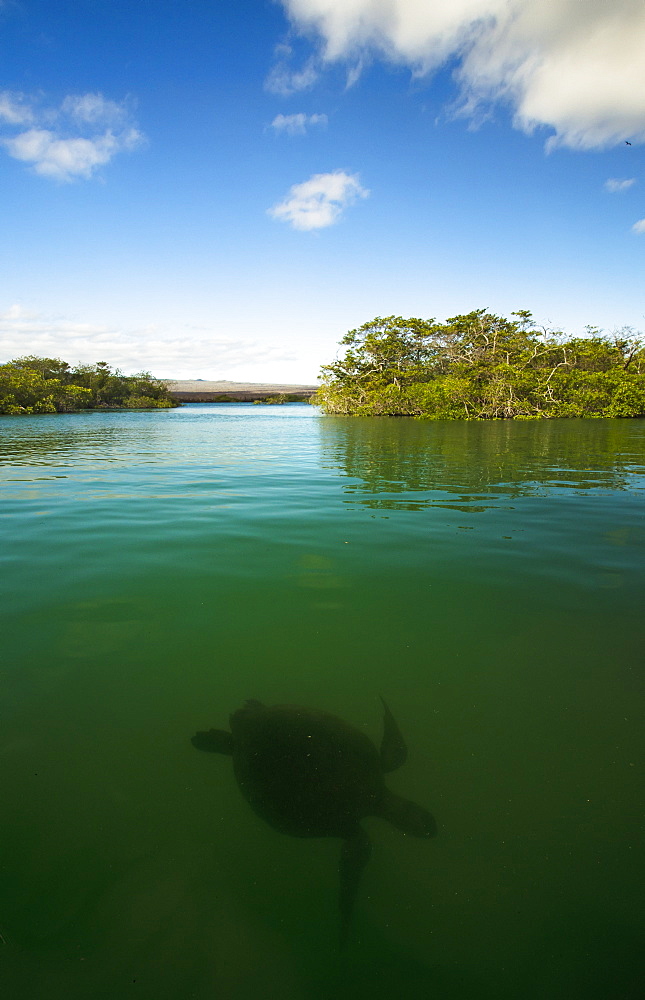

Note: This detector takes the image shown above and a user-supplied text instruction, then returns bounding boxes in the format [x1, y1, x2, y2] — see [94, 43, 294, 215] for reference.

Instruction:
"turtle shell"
[229, 702, 385, 838]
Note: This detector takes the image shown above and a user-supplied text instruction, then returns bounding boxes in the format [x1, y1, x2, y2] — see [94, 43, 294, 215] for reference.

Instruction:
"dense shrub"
[315, 312, 645, 418]
[0, 357, 178, 415]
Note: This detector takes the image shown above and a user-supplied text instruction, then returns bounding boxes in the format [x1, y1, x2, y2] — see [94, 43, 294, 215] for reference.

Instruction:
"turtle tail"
[377, 790, 437, 838]
[339, 826, 372, 949]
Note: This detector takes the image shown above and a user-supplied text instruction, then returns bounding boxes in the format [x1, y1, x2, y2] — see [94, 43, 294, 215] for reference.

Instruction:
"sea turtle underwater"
[191, 698, 437, 945]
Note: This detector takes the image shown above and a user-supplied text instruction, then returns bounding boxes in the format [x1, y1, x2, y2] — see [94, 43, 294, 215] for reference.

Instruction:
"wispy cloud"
[632, 218, 645, 234]
[276, 0, 645, 150]
[605, 178, 636, 193]
[268, 170, 369, 230]
[0, 91, 34, 126]
[269, 112, 328, 135]
[0, 304, 295, 375]
[60, 93, 131, 126]
[345, 60, 364, 90]
[0, 91, 144, 180]
[265, 46, 319, 96]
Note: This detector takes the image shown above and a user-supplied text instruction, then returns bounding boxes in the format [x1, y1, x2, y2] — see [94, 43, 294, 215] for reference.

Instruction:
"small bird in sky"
[625, 140, 632, 145]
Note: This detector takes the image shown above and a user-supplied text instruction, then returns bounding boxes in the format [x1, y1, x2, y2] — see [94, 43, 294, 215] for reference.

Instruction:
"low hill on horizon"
[164, 379, 319, 402]
[165, 379, 319, 393]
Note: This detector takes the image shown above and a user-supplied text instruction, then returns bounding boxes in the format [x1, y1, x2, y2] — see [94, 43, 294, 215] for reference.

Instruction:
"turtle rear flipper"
[379, 697, 408, 772]
[338, 826, 372, 949]
[377, 789, 437, 838]
[191, 729, 234, 755]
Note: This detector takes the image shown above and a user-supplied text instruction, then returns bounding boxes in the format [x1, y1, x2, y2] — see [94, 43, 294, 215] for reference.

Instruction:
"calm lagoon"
[1, 404, 643, 999]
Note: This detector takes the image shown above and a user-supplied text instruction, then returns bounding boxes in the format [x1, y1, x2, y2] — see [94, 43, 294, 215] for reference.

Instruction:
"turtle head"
[378, 791, 438, 838]
[191, 729, 234, 755]
[229, 699, 266, 735]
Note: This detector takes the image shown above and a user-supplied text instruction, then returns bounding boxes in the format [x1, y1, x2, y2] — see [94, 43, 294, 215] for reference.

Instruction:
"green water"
[1, 404, 643, 999]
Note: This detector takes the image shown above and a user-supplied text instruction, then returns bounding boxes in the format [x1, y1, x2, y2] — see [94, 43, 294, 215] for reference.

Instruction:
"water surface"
[1, 405, 643, 999]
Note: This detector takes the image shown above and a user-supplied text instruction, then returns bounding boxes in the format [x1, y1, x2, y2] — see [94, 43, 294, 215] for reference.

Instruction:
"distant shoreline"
[166, 380, 318, 403]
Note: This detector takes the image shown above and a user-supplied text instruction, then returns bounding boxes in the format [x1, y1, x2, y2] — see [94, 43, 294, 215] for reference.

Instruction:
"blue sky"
[1, 0, 644, 382]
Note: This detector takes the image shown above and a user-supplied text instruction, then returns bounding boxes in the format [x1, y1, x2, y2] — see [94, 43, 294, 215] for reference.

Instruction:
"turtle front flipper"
[191, 729, 234, 754]
[379, 697, 408, 772]
[338, 826, 372, 948]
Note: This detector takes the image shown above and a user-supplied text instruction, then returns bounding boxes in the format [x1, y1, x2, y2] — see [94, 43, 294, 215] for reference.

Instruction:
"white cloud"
[0, 304, 295, 375]
[632, 218, 645, 234]
[3, 127, 143, 181]
[270, 112, 328, 135]
[268, 170, 369, 230]
[0, 91, 144, 180]
[276, 0, 645, 150]
[605, 178, 636, 193]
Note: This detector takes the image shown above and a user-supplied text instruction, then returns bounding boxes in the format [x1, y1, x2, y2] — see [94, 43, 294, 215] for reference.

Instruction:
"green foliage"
[253, 393, 293, 404]
[0, 357, 178, 415]
[122, 394, 176, 409]
[317, 312, 645, 419]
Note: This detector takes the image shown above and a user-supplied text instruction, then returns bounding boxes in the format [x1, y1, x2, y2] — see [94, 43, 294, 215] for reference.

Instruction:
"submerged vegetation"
[315, 311, 645, 419]
[0, 356, 178, 415]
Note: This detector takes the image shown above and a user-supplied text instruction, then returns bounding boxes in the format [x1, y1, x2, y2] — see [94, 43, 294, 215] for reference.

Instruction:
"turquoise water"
[1, 404, 643, 999]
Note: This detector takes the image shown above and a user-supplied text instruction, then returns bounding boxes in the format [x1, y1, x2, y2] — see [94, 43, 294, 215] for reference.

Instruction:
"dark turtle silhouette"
[191, 698, 437, 945]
